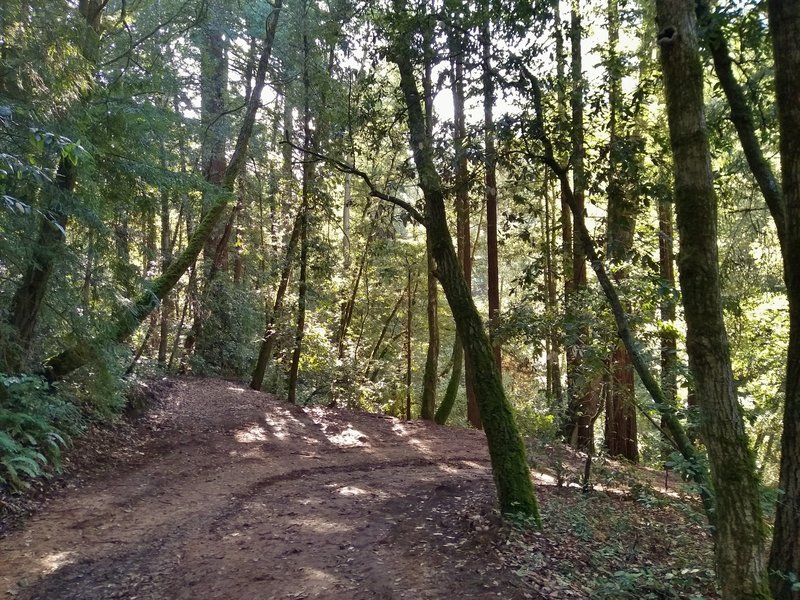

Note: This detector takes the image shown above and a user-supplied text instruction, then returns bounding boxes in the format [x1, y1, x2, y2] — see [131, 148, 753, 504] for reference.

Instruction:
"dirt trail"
[0, 378, 537, 599]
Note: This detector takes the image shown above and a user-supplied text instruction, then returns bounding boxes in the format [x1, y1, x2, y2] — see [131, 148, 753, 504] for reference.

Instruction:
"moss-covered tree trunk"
[390, 16, 539, 521]
[434, 337, 462, 425]
[656, 0, 770, 596]
[767, 1, 800, 597]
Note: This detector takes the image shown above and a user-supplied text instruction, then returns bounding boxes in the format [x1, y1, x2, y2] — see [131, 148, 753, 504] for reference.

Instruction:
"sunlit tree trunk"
[656, 0, 770, 596]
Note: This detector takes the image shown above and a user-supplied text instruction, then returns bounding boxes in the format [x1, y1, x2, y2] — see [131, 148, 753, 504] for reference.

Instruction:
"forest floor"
[0, 377, 717, 599]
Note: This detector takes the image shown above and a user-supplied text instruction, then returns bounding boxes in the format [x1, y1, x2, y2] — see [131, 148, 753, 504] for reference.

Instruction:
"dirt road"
[0, 379, 536, 599]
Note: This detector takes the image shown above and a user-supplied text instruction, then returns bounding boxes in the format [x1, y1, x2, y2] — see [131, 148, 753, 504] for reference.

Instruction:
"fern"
[0, 373, 78, 491]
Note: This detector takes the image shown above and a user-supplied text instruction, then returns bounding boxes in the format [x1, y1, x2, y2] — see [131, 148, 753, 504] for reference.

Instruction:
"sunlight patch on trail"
[337, 485, 366, 496]
[234, 424, 269, 443]
[324, 425, 368, 447]
[38, 551, 77, 574]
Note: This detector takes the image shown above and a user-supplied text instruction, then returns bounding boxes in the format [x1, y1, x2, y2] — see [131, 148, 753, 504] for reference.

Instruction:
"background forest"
[0, 0, 797, 597]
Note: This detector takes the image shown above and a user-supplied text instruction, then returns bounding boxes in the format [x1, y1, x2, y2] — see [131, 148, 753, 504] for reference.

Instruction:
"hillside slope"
[0, 378, 716, 599]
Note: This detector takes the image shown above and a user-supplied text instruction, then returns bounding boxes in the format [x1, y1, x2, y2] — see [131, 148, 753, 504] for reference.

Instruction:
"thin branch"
[282, 139, 426, 226]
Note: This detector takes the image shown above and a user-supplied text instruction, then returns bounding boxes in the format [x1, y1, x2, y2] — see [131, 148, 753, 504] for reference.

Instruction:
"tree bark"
[656, 1, 770, 596]
[767, 1, 800, 597]
[449, 25, 481, 430]
[390, 16, 540, 520]
[603, 0, 637, 462]
[482, 17, 502, 373]
[562, 1, 594, 451]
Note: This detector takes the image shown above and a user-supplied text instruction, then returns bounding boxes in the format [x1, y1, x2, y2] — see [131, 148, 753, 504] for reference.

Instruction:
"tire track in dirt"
[0, 378, 535, 600]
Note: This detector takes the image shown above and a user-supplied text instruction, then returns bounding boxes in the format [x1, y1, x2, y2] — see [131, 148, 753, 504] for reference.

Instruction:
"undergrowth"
[0, 373, 84, 491]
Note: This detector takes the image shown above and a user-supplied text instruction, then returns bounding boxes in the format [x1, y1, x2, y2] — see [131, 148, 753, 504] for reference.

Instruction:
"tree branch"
[282, 139, 426, 226]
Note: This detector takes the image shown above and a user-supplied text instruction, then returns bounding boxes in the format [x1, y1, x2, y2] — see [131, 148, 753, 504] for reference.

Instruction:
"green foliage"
[0, 373, 82, 491]
[191, 277, 262, 378]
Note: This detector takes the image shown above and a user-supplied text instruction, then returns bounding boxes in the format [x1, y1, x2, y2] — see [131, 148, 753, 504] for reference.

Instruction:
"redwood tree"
[656, 0, 770, 595]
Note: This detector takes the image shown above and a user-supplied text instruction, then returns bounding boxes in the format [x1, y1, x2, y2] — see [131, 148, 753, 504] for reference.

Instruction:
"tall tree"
[389, 3, 539, 520]
[562, 0, 594, 450]
[656, 0, 770, 595]
[767, 1, 800, 597]
[603, 0, 637, 462]
[420, 12, 439, 421]
[449, 20, 481, 430]
[482, 14, 502, 373]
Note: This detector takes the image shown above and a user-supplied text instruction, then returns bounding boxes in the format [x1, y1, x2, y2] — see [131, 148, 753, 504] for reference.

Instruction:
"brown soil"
[0, 378, 533, 599]
[0, 378, 716, 600]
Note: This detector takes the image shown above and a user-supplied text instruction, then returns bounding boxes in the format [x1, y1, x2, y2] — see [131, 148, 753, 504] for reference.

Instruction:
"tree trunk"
[449, 26, 481, 430]
[286, 200, 308, 405]
[6, 160, 74, 370]
[158, 186, 172, 368]
[406, 266, 413, 420]
[656, 1, 770, 596]
[543, 176, 563, 402]
[287, 23, 314, 406]
[421, 235, 439, 421]
[767, 2, 800, 597]
[603, 0, 637, 462]
[435, 336, 462, 425]
[419, 11, 438, 422]
[200, 0, 229, 273]
[390, 20, 540, 521]
[562, 1, 594, 451]
[658, 195, 678, 454]
[482, 17, 502, 372]
[250, 208, 302, 391]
